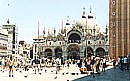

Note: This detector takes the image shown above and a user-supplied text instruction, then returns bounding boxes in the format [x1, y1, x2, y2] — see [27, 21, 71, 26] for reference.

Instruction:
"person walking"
[117, 56, 121, 68]
[94, 55, 100, 75]
[120, 56, 124, 71]
[123, 56, 128, 70]
[34, 57, 41, 74]
[113, 57, 117, 69]
[56, 61, 60, 74]
[1, 57, 5, 72]
[8, 56, 14, 77]
[102, 57, 106, 72]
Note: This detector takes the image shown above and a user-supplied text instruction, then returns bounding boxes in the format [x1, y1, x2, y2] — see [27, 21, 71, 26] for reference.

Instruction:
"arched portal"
[67, 44, 80, 60]
[95, 47, 105, 57]
[68, 33, 81, 43]
[54, 46, 62, 58]
[86, 47, 93, 58]
[45, 48, 52, 59]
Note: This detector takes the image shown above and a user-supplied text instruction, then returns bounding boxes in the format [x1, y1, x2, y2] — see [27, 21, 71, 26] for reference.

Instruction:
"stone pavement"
[0, 64, 86, 81]
[0, 64, 129, 81]
[73, 66, 130, 81]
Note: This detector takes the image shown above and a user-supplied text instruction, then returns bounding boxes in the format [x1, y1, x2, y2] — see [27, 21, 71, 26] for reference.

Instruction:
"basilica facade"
[33, 8, 109, 60]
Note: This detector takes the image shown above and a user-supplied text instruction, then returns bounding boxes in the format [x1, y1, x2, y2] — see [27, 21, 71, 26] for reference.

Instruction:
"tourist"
[120, 56, 124, 71]
[117, 56, 121, 68]
[123, 56, 128, 70]
[34, 57, 41, 74]
[67, 60, 70, 69]
[95, 55, 100, 74]
[56, 61, 60, 74]
[102, 57, 106, 72]
[1, 57, 5, 72]
[8, 56, 14, 77]
[87, 57, 91, 71]
[61, 56, 65, 68]
[113, 57, 116, 69]
[100, 59, 103, 72]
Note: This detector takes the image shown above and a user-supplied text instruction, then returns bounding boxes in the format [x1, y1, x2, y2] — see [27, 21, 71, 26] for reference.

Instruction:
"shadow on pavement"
[73, 67, 130, 81]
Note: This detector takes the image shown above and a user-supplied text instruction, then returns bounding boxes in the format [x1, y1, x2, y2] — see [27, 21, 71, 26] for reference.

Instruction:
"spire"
[38, 21, 39, 39]
[43, 26, 45, 36]
[90, 6, 92, 13]
[82, 7, 86, 18]
[54, 27, 56, 35]
[88, 6, 94, 19]
[48, 28, 50, 35]
[66, 15, 70, 25]
[37, 21, 40, 56]
[62, 19, 63, 29]
[67, 15, 69, 22]
[72, 20, 75, 27]
[83, 7, 85, 15]
[61, 20, 64, 34]
[7, 19, 10, 24]
[106, 24, 108, 34]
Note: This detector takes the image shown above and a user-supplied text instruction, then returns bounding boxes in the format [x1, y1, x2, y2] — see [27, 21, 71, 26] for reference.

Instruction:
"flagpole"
[38, 21, 40, 58]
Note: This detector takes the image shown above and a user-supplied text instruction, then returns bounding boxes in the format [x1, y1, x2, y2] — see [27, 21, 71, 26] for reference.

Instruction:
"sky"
[0, 0, 109, 44]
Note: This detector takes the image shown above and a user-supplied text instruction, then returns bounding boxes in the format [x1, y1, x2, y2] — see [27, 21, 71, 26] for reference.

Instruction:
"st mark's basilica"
[33, 8, 109, 60]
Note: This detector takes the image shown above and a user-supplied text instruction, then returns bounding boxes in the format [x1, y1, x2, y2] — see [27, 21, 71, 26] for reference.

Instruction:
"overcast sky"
[0, 0, 109, 44]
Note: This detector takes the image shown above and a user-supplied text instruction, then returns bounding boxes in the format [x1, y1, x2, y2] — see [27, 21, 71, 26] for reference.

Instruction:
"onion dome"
[76, 18, 87, 28]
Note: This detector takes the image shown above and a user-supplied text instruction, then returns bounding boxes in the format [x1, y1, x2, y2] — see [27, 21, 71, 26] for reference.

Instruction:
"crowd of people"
[1, 56, 15, 77]
[116, 56, 129, 71]
[0, 54, 129, 78]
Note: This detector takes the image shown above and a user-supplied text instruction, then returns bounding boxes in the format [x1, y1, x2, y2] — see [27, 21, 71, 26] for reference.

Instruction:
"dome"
[76, 18, 87, 28]
[87, 19, 100, 31]
[76, 17, 100, 32]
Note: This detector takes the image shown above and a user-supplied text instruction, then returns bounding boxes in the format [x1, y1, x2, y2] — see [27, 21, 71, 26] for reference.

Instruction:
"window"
[112, 33, 115, 37]
[112, 1, 115, 5]
[112, 12, 115, 15]
[88, 41, 90, 44]
[49, 42, 51, 45]
[99, 41, 101, 44]
[112, 22, 115, 26]
[113, 44, 115, 47]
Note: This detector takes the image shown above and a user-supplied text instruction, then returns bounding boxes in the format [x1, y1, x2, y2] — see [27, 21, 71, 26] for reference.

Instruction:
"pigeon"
[27, 68, 29, 71]
[71, 73, 75, 75]
[19, 70, 22, 73]
[62, 73, 65, 75]
[54, 76, 57, 79]
[39, 73, 41, 75]
[24, 75, 28, 78]
[76, 73, 79, 75]
[93, 75, 95, 78]
[45, 69, 47, 73]
[16, 68, 19, 71]
[66, 72, 69, 74]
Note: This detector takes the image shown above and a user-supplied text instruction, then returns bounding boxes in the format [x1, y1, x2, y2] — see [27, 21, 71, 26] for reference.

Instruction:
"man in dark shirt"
[34, 57, 41, 74]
